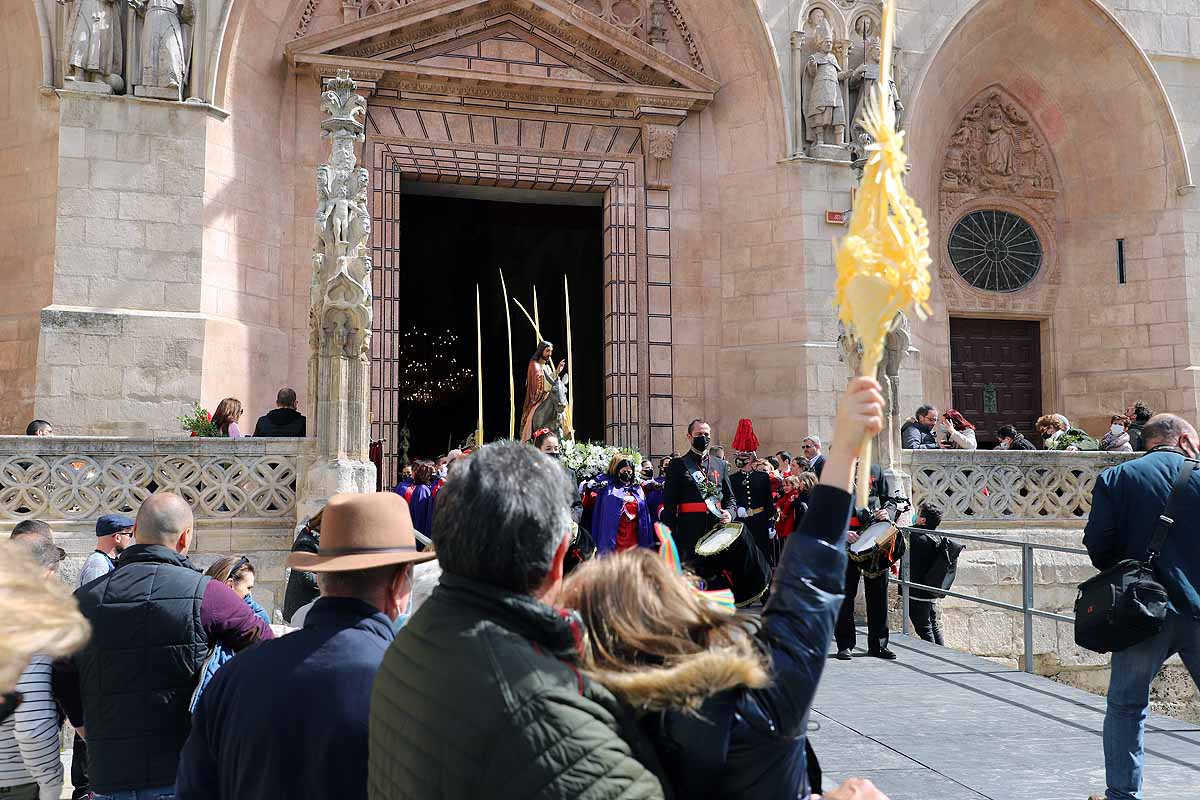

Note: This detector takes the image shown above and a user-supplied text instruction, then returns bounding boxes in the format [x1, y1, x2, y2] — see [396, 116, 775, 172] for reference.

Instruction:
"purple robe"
[644, 480, 665, 523]
[592, 481, 653, 554]
[402, 483, 436, 542]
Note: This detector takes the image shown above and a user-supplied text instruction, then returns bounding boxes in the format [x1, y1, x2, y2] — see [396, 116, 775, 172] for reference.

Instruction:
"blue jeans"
[92, 788, 174, 800]
[1103, 612, 1200, 799]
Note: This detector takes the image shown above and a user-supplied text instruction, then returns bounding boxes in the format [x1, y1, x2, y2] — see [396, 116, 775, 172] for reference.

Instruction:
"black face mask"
[545, 451, 561, 460]
[641, 468, 653, 479]
[619, 470, 634, 484]
[0, 692, 21, 727]
[692, 434, 711, 452]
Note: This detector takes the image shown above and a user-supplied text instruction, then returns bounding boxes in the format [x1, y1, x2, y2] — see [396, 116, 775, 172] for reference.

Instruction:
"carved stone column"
[301, 70, 375, 517]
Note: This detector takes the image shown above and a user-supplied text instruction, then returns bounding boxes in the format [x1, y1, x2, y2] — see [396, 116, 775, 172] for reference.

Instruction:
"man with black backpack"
[906, 502, 965, 646]
[1083, 414, 1200, 800]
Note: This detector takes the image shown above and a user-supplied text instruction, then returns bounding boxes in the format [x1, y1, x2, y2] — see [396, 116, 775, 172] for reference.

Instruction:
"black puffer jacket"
[368, 574, 665, 800]
[73, 545, 211, 793]
[282, 525, 319, 622]
[607, 485, 852, 800]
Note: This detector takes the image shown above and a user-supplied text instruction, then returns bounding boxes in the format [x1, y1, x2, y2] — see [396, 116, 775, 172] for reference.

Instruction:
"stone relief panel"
[938, 86, 1062, 314]
[340, 0, 705, 72]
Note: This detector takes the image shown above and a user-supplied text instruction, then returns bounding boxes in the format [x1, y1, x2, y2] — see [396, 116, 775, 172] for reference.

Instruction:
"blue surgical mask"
[392, 587, 415, 633]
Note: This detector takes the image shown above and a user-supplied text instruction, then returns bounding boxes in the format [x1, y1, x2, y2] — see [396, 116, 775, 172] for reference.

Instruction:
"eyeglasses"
[802, 444, 817, 450]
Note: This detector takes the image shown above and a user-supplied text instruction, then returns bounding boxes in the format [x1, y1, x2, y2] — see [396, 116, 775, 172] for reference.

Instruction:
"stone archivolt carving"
[295, 0, 322, 37]
[938, 88, 1060, 307]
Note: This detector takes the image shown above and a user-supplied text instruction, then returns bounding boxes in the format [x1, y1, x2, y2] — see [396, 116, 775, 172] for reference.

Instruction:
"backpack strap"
[1147, 458, 1198, 560]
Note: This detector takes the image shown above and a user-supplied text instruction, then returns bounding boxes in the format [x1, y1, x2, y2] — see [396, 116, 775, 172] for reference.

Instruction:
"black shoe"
[834, 648, 852, 660]
[868, 647, 897, 660]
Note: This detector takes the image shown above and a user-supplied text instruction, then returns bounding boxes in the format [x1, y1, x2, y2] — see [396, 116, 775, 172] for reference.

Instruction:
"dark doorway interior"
[949, 317, 1042, 447]
[396, 193, 604, 460]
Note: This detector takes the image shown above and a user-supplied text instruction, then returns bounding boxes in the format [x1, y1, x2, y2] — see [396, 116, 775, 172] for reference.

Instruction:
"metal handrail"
[889, 526, 1092, 673]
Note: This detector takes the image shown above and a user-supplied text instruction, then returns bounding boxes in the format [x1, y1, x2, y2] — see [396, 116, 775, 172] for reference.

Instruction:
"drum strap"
[678, 502, 709, 514]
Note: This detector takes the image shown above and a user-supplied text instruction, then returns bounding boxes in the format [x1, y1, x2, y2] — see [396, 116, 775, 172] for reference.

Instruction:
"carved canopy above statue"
[286, 0, 717, 118]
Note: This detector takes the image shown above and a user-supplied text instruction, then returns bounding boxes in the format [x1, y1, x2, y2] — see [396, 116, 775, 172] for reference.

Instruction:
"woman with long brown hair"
[211, 397, 245, 438]
[560, 378, 887, 800]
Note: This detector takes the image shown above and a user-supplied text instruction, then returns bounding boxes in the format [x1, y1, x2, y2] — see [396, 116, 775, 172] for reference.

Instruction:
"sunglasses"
[231, 555, 251, 576]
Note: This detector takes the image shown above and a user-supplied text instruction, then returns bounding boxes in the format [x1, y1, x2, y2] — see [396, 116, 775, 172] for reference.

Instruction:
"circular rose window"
[947, 210, 1043, 292]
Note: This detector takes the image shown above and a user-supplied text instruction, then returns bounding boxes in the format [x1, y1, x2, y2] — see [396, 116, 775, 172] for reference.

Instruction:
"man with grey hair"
[1084, 414, 1200, 800]
[62, 493, 272, 800]
[369, 441, 664, 800]
[802, 434, 826, 476]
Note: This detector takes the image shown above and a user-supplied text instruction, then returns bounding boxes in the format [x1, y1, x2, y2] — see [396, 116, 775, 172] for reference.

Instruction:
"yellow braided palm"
[834, 82, 932, 373]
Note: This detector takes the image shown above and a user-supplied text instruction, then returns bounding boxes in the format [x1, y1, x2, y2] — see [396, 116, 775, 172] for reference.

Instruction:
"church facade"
[2, 0, 1198, 476]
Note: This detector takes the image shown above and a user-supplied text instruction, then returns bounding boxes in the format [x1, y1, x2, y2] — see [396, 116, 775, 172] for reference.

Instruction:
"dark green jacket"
[368, 573, 665, 800]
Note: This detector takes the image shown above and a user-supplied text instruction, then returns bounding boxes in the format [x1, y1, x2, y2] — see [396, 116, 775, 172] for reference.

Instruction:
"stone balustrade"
[0, 436, 304, 618]
[902, 449, 1137, 524]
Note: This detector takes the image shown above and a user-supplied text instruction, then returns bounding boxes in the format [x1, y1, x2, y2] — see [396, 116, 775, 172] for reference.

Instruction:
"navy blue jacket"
[1084, 448, 1200, 620]
[648, 483, 851, 799]
[176, 597, 395, 799]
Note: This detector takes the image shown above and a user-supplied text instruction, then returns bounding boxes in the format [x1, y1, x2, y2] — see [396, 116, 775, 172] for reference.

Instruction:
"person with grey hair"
[369, 441, 664, 800]
[1084, 414, 1200, 800]
[802, 434, 826, 476]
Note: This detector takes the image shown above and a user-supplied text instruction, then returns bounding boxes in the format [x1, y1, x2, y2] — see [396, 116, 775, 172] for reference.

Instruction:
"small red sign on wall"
[825, 210, 848, 225]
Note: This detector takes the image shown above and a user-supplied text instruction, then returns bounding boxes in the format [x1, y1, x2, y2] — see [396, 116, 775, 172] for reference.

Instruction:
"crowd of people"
[898, 401, 1157, 453]
[0, 386, 1194, 800]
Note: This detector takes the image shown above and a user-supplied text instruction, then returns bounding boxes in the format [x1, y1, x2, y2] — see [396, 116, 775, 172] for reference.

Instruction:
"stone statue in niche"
[129, 0, 194, 100]
[60, 0, 125, 93]
[849, 36, 902, 145]
[804, 16, 847, 152]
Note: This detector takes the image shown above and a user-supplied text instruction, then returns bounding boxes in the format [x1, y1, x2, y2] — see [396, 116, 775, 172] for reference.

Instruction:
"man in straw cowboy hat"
[177, 492, 434, 800]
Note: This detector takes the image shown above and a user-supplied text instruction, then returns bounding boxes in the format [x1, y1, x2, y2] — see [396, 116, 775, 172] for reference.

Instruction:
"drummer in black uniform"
[660, 418, 734, 561]
[730, 418, 777, 568]
[834, 463, 902, 661]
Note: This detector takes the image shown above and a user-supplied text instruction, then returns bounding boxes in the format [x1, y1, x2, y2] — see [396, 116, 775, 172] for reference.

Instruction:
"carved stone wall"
[0, 436, 302, 617]
[937, 87, 1062, 314]
[903, 449, 1135, 523]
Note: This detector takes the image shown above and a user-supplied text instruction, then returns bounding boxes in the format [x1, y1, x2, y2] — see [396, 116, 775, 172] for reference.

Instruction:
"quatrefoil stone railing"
[901, 450, 1138, 524]
[0, 437, 302, 523]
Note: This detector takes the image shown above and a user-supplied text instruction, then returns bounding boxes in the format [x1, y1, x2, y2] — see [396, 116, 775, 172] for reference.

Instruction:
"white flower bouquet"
[561, 440, 643, 481]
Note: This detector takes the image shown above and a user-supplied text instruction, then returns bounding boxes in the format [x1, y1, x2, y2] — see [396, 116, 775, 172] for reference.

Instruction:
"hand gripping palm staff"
[834, 0, 932, 508]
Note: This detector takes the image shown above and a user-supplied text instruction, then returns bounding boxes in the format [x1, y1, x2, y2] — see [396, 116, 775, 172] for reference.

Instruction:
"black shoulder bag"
[1074, 458, 1196, 654]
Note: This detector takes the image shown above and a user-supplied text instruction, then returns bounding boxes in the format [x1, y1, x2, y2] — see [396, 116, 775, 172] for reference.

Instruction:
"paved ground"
[810, 632, 1200, 800]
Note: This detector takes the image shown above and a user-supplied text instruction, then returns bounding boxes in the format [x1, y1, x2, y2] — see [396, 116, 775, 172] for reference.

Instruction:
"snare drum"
[693, 522, 770, 607]
[848, 521, 907, 579]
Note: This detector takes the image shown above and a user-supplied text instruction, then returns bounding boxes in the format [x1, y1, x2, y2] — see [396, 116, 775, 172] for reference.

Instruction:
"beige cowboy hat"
[287, 492, 436, 573]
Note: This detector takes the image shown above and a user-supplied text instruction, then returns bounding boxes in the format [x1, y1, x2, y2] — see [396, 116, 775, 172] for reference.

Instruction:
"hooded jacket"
[252, 407, 306, 437]
[593, 484, 852, 800]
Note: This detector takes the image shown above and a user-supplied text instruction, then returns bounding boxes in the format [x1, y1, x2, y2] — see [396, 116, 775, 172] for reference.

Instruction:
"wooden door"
[949, 318, 1042, 446]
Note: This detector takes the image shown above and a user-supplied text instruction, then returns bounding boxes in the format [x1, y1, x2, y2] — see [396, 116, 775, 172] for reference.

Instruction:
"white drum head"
[850, 521, 896, 554]
[696, 522, 744, 556]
